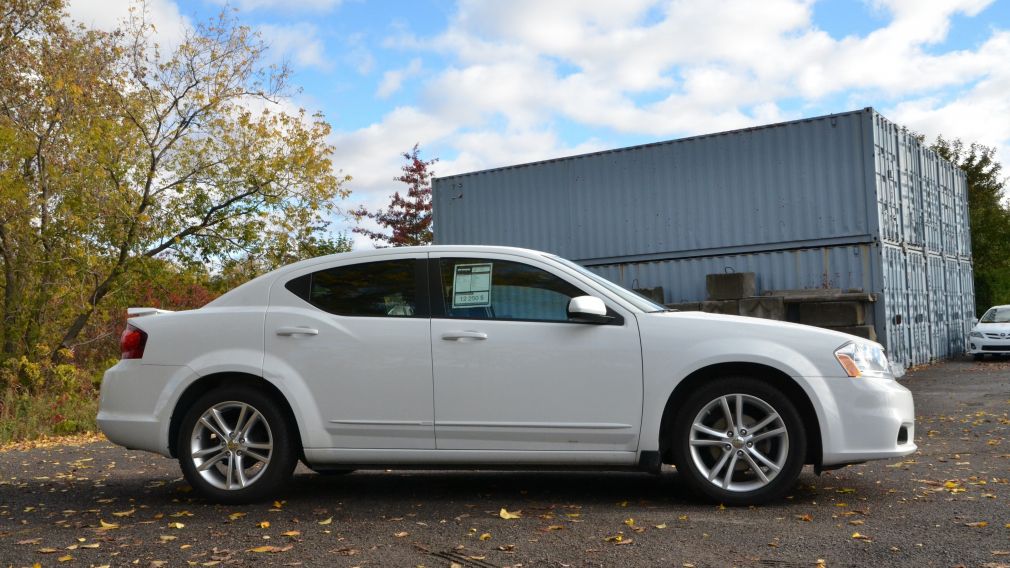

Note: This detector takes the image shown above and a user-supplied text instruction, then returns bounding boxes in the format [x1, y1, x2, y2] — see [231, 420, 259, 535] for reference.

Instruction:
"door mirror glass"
[567, 296, 611, 324]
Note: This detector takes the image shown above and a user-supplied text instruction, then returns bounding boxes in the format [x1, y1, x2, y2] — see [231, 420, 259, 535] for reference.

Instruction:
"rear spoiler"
[127, 307, 175, 317]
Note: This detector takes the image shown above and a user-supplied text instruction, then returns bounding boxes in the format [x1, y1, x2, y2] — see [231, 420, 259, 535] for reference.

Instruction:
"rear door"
[264, 253, 435, 449]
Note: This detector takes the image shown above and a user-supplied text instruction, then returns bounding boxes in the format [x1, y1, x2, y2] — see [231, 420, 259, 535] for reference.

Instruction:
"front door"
[429, 252, 643, 452]
[264, 253, 435, 449]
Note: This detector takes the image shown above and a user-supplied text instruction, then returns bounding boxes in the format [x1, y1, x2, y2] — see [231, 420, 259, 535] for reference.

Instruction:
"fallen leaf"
[80, 543, 100, 549]
[849, 520, 865, 526]
[796, 514, 813, 522]
[58, 556, 72, 563]
[168, 522, 185, 529]
[98, 519, 119, 530]
[623, 518, 635, 526]
[544, 525, 565, 531]
[257, 521, 270, 529]
[38, 548, 59, 554]
[16, 538, 41, 545]
[654, 523, 667, 529]
[317, 517, 332, 525]
[499, 508, 521, 520]
[228, 512, 246, 521]
[273, 501, 284, 509]
[170, 510, 193, 518]
[604, 533, 625, 543]
[112, 509, 135, 517]
[159, 535, 177, 542]
[965, 521, 989, 528]
[282, 531, 301, 537]
[394, 531, 409, 538]
[479, 533, 491, 541]
[852, 532, 872, 541]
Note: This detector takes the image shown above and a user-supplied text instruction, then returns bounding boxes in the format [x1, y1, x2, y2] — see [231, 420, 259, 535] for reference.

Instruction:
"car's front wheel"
[177, 387, 297, 504]
[671, 376, 806, 505]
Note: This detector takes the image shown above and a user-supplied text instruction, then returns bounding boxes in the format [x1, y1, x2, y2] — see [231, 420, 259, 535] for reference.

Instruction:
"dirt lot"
[1, 358, 1009, 567]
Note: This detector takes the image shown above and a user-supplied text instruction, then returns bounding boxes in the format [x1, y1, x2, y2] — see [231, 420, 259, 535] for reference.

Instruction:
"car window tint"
[438, 258, 585, 321]
[296, 259, 418, 317]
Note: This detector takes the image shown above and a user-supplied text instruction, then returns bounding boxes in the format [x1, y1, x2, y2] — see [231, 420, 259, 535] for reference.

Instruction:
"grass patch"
[0, 386, 99, 446]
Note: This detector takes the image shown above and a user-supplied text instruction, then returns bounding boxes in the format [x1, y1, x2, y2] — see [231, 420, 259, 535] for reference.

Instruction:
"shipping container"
[433, 108, 973, 366]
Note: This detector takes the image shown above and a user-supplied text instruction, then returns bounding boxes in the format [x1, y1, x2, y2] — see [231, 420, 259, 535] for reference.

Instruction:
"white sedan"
[969, 305, 1010, 359]
[98, 246, 915, 505]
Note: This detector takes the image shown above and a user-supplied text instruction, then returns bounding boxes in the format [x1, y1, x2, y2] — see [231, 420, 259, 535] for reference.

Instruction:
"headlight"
[969, 331, 983, 338]
[834, 341, 892, 379]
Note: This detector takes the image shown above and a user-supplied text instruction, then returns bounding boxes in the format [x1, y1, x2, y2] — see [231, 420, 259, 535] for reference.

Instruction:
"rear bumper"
[814, 374, 916, 466]
[97, 362, 191, 458]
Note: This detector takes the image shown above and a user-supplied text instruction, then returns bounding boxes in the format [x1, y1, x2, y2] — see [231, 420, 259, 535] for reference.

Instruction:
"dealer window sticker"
[452, 263, 492, 308]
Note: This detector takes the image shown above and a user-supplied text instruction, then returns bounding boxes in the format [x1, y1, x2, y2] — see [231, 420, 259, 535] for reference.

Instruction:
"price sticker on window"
[452, 263, 492, 308]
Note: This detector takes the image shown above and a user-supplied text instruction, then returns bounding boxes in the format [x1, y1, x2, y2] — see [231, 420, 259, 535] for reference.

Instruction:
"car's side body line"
[302, 448, 637, 466]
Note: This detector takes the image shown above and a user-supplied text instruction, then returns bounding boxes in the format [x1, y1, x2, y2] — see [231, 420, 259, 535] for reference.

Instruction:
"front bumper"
[969, 336, 1010, 354]
[813, 374, 916, 466]
[97, 361, 191, 457]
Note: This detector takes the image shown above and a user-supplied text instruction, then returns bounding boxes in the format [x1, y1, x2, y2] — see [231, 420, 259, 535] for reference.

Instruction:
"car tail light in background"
[120, 324, 148, 359]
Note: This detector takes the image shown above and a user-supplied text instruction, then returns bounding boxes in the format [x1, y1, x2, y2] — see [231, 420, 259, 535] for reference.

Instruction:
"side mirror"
[567, 296, 612, 324]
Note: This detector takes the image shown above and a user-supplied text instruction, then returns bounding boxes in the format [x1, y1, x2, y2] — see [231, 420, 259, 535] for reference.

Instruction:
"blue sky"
[68, 0, 1010, 246]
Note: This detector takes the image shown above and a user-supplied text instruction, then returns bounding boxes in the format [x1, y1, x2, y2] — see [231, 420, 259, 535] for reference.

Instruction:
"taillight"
[120, 324, 148, 359]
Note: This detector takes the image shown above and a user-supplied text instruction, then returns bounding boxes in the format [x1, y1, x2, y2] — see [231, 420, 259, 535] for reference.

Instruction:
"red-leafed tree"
[352, 144, 437, 246]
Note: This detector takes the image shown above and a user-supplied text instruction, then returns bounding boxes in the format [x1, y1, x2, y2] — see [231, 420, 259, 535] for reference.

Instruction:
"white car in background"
[98, 246, 915, 505]
[969, 305, 1010, 360]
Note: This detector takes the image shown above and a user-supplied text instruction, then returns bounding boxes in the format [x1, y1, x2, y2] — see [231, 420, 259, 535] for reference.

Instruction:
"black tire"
[670, 376, 806, 506]
[177, 386, 298, 504]
[973, 353, 985, 361]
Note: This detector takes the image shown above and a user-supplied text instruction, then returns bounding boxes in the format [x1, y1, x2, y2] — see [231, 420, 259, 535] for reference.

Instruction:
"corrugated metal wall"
[436, 110, 876, 264]
[590, 245, 875, 304]
[871, 112, 973, 367]
[433, 108, 974, 367]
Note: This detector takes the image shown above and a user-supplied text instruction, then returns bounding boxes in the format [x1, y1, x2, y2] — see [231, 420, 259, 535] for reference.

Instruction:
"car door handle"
[276, 326, 319, 336]
[441, 331, 488, 341]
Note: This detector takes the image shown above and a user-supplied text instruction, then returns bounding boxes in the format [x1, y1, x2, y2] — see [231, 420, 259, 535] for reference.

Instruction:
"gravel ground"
[1, 357, 1009, 567]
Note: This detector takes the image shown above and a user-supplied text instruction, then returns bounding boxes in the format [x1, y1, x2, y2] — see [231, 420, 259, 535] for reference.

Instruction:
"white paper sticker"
[452, 263, 492, 308]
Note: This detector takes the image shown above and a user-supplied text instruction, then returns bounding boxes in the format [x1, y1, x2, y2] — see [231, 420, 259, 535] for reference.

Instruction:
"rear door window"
[285, 259, 423, 317]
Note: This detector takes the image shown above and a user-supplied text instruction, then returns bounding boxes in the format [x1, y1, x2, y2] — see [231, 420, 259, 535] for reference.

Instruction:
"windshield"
[546, 255, 668, 312]
[980, 307, 1010, 323]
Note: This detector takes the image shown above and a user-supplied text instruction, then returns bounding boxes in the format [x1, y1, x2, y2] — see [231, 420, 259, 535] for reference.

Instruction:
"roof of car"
[277, 244, 551, 272]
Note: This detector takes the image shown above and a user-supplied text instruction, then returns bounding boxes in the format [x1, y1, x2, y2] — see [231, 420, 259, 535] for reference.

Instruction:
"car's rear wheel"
[671, 376, 806, 505]
[177, 387, 297, 504]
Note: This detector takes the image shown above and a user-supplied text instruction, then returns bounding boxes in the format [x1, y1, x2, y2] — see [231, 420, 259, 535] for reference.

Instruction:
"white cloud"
[258, 23, 329, 70]
[66, 0, 189, 49]
[376, 58, 423, 98]
[334, 0, 1008, 246]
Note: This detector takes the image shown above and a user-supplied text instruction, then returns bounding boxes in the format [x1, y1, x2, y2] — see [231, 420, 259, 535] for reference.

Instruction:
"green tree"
[932, 137, 1010, 314]
[0, 1, 349, 371]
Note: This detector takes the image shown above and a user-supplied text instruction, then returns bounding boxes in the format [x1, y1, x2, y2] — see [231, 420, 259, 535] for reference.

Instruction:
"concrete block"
[706, 272, 756, 300]
[666, 302, 701, 312]
[798, 301, 866, 327]
[740, 296, 786, 320]
[701, 300, 740, 315]
[828, 325, 877, 341]
[633, 287, 664, 303]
